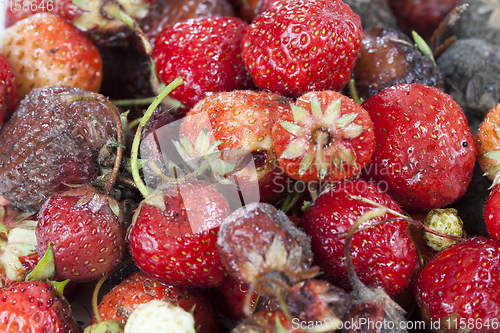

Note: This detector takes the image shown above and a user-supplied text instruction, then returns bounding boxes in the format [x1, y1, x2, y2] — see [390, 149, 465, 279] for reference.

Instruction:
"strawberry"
[475, 102, 500, 181]
[422, 208, 465, 251]
[128, 180, 231, 287]
[300, 179, 418, 297]
[153, 16, 253, 112]
[271, 90, 375, 183]
[0, 53, 18, 127]
[0, 13, 102, 99]
[36, 185, 127, 282]
[96, 271, 221, 332]
[177, 90, 292, 204]
[386, 0, 461, 40]
[414, 236, 500, 331]
[124, 300, 195, 333]
[361, 83, 476, 212]
[0, 86, 118, 211]
[484, 184, 500, 241]
[0, 280, 79, 333]
[241, 0, 362, 97]
[216, 202, 316, 288]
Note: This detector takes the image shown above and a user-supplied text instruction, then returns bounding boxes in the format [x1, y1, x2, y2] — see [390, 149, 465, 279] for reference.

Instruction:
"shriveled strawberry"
[476, 103, 500, 181]
[232, 310, 307, 333]
[361, 83, 476, 212]
[241, 0, 362, 97]
[153, 16, 253, 112]
[272, 90, 375, 183]
[0, 13, 102, 99]
[414, 237, 500, 331]
[217, 202, 316, 289]
[301, 179, 418, 297]
[386, 0, 461, 40]
[128, 180, 230, 287]
[0, 53, 18, 126]
[0, 280, 79, 333]
[96, 271, 221, 332]
[36, 185, 126, 282]
[177, 90, 292, 204]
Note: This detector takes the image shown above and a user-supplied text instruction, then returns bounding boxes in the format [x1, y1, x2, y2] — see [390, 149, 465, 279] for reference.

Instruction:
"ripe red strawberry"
[95, 271, 221, 332]
[0, 13, 102, 99]
[301, 178, 418, 297]
[272, 90, 375, 183]
[36, 185, 127, 282]
[476, 103, 500, 181]
[484, 184, 500, 241]
[414, 237, 500, 331]
[0, 280, 80, 333]
[153, 16, 253, 112]
[0, 53, 18, 127]
[361, 83, 476, 212]
[241, 0, 362, 97]
[128, 180, 231, 287]
[177, 90, 292, 204]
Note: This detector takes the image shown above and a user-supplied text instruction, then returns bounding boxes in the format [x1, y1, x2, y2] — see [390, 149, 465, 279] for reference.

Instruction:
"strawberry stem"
[130, 77, 184, 199]
[58, 94, 125, 196]
[102, 2, 153, 56]
[92, 258, 133, 324]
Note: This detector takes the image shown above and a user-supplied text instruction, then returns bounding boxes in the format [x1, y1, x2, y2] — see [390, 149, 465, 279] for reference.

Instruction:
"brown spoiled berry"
[0, 85, 117, 211]
[352, 27, 444, 101]
[216, 202, 316, 289]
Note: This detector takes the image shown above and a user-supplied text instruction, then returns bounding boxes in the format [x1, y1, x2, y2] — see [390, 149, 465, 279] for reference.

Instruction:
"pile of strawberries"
[0, 0, 500, 332]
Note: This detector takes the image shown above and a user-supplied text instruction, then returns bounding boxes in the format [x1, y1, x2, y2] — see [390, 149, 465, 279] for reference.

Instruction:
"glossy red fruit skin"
[128, 180, 230, 287]
[0, 54, 18, 126]
[301, 179, 417, 297]
[36, 188, 127, 282]
[153, 16, 253, 112]
[484, 185, 500, 241]
[361, 83, 476, 212]
[96, 271, 221, 333]
[414, 237, 500, 332]
[0, 281, 79, 333]
[241, 0, 362, 97]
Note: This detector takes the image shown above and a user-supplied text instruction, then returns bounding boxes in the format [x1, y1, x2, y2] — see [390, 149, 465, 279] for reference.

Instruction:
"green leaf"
[71, 0, 88, 10]
[290, 104, 312, 128]
[275, 316, 289, 333]
[49, 280, 69, 298]
[336, 113, 357, 128]
[25, 242, 56, 282]
[299, 152, 314, 175]
[412, 31, 436, 65]
[323, 98, 341, 126]
[280, 139, 306, 159]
